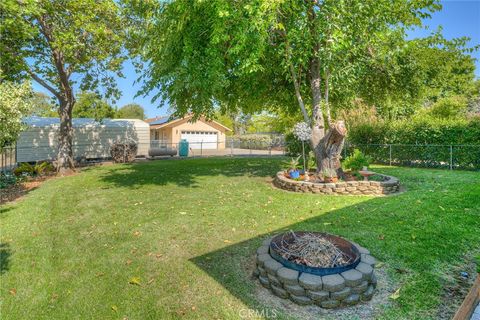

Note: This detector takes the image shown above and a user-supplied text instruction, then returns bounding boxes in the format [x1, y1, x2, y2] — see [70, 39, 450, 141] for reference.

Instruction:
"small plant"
[13, 163, 35, 176]
[0, 173, 17, 189]
[283, 156, 301, 171]
[300, 151, 316, 171]
[343, 149, 372, 172]
[34, 161, 55, 175]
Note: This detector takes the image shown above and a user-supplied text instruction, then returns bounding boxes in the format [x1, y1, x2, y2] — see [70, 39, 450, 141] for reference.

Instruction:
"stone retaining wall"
[254, 238, 377, 308]
[273, 171, 400, 195]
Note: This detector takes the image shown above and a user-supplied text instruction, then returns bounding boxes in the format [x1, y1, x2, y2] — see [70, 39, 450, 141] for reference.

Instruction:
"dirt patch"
[436, 255, 479, 320]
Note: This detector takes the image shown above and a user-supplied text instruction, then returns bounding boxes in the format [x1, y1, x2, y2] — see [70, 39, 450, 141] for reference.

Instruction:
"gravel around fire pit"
[276, 231, 352, 268]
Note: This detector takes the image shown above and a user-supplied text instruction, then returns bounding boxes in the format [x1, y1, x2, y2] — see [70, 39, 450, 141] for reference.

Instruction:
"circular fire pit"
[254, 232, 377, 308]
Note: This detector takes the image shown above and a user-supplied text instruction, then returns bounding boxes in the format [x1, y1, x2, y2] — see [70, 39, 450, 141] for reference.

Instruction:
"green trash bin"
[179, 139, 189, 157]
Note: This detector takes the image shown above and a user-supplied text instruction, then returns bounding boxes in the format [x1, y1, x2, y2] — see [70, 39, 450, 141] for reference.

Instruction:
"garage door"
[180, 131, 218, 149]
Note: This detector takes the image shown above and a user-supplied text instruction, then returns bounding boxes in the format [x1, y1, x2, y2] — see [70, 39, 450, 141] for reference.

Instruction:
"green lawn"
[1, 158, 479, 319]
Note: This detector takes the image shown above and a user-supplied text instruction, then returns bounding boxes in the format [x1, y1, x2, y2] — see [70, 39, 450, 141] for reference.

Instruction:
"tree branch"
[26, 69, 62, 100]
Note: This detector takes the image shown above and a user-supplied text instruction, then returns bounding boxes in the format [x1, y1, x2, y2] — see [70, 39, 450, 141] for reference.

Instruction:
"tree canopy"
[116, 103, 145, 120]
[73, 92, 115, 120]
[0, 78, 33, 147]
[1, 0, 128, 172]
[29, 92, 57, 117]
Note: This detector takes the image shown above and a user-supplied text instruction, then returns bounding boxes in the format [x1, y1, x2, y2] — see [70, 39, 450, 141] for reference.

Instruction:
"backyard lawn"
[1, 157, 479, 319]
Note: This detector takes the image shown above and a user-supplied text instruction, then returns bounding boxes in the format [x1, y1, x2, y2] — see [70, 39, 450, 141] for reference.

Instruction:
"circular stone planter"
[273, 171, 400, 195]
[254, 235, 377, 309]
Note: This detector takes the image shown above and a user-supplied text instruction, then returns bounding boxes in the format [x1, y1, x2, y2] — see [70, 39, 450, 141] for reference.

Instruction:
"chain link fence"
[343, 143, 480, 171]
[2, 139, 479, 173]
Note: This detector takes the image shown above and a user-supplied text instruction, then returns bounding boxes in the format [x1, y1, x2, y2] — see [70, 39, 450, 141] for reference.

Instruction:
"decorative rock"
[307, 290, 330, 302]
[371, 273, 377, 288]
[284, 284, 305, 296]
[259, 275, 270, 288]
[258, 266, 267, 277]
[256, 245, 269, 255]
[267, 274, 281, 286]
[322, 274, 345, 292]
[341, 269, 363, 287]
[271, 284, 289, 299]
[361, 285, 375, 301]
[352, 281, 369, 294]
[290, 294, 312, 305]
[352, 243, 370, 255]
[253, 268, 260, 277]
[344, 293, 360, 305]
[277, 267, 299, 285]
[321, 299, 340, 309]
[361, 254, 376, 267]
[299, 273, 323, 290]
[256, 253, 272, 267]
[331, 286, 351, 300]
[355, 262, 373, 281]
[264, 259, 283, 275]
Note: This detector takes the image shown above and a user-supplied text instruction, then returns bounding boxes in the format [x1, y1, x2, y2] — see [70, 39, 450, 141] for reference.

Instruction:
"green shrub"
[235, 134, 273, 150]
[13, 161, 55, 176]
[13, 163, 35, 176]
[0, 173, 17, 189]
[285, 132, 311, 156]
[342, 149, 372, 172]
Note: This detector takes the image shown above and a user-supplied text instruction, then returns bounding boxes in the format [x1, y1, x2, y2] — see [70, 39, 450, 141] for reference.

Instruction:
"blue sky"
[33, 0, 480, 118]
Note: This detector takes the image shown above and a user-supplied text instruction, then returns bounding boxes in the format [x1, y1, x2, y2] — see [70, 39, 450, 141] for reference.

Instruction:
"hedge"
[346, 117, 480, 170]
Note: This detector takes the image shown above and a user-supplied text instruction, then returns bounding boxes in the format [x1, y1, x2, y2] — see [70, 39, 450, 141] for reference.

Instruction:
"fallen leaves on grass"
[111, 305, 118, 312]
[129, 277, 142, 286]
[9, 288, 16, 296]
[390, 288, 401, 300]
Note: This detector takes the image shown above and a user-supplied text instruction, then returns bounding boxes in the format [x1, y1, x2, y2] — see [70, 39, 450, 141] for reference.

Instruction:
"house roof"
[148, 114, 232, 132]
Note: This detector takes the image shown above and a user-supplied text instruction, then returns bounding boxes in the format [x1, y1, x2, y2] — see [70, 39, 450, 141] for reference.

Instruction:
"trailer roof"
[23, 117, 148, 128]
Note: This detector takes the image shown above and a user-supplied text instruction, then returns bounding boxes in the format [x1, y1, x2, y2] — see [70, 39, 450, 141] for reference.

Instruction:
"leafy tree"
[1, 0, 127, 173]
[73, 92, 115, 120]
[0, 77, 33, 147]
[116, 103, 145, 120]
[30, 92, 57, 117]
[136, 0, 441, 172]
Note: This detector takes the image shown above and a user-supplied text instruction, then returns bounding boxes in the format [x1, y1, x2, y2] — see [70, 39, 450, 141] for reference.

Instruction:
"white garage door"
[181, 131, 218, 149]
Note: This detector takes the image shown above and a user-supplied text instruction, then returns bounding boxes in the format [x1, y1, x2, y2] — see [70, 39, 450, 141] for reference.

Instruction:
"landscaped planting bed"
[273, 171, 401, 195]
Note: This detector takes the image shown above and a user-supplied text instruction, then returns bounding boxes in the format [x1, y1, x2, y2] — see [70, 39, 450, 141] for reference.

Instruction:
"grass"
[0, 157, 479, 319]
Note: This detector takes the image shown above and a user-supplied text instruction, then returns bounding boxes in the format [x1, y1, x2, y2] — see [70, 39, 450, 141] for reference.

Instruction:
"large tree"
[30, 92, 57, 117]
[115, 103, 145, 120]
[73, 92, 115, 120]
[137, 0, 440, 174]
[1, 0, 127, 173]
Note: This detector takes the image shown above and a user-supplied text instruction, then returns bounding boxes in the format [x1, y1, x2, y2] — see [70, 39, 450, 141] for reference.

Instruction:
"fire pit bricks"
[254, 237, 377, 308]
[273, 171, 400, 195]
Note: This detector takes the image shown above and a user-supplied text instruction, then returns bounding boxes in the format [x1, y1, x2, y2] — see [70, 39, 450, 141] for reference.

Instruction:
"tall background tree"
[136, 0, 442, 173]
[73, 92, 115, 120]
[1, 0, 127, 173]
[29, 92, 57, 117]
[115, 103, 145, 120]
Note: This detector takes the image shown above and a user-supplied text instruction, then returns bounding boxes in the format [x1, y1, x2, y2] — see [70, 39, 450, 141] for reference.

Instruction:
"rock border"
[273, 171, 400, 195]
[254, 238, 377, 309]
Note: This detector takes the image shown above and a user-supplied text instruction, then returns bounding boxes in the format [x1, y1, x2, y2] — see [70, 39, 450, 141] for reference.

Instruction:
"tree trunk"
[314, 120, 347, 176]
[57, 98, 75, 174]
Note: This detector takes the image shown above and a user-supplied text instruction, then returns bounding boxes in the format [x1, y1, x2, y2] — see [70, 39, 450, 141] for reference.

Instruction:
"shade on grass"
[0, 158, 479, 319]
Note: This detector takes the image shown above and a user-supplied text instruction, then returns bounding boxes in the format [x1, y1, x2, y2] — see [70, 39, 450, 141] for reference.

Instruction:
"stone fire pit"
[254, 232, 377, 308]
[273, 171, 400, 195]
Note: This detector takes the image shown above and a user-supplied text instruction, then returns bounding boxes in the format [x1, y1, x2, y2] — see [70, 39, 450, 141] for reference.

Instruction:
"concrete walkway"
[471, 303, 480, 320]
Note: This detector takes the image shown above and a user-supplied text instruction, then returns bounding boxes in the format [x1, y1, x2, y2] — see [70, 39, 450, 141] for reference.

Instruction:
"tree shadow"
[189, 179, 480, 318]
[0, 243, 11, 275]
[97, 157, 285, 188]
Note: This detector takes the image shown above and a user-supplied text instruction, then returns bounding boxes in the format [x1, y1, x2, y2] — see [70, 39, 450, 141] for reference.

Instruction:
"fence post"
[449, 145, 453, 170]
[269, 144, 272, 156]
[249, 141, 252, 155]
[389, 144, 392, 166]
[200, 142, 203, 156]
[230, 139, 233, 156]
